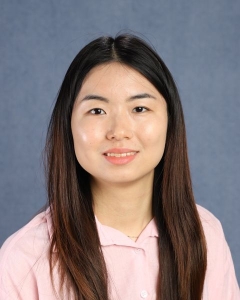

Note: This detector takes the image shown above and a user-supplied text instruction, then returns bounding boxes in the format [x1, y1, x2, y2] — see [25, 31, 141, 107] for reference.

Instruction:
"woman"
[0, 34, 239, 300]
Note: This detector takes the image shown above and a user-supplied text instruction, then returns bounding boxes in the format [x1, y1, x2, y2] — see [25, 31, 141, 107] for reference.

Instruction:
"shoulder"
[0, 209, 54, 299]
[196, 205, 240, 298]
[196, 204, 224, 238]
[196, 205, 227, 264]
[0, 209, 52, 264]
[196, 204, 226, 267]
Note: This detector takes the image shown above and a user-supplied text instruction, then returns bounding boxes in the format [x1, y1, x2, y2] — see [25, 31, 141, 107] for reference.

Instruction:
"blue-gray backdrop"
[0, 0, 239, 284]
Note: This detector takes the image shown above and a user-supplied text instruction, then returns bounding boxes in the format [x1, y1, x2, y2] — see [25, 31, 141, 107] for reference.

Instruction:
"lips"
[103, 148, 138, 156]
[103, 148, 138, 165]
[104, 151, 137, 157]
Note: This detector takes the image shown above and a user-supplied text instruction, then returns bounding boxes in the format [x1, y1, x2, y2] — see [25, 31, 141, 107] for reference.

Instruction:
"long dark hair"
[45, 34, 207, 300]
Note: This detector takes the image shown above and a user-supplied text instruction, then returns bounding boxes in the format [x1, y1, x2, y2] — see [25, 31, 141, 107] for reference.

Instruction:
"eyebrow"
[128, 93, 156, 101]
[81, 94, 109, 102]
[80, 93, 156, 103]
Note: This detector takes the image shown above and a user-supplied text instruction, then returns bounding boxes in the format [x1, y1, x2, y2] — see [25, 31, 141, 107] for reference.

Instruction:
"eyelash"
[88, 106, 149, 115]
[89, 108, 106, 115]
[132, 106, 149, 113]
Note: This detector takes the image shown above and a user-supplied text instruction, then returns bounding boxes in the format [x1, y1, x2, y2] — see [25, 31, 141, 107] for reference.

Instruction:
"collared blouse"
[0, 205, 239, 299]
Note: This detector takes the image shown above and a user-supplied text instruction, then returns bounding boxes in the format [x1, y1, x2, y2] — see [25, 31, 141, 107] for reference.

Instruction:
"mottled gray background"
[0, 0, 239, 284]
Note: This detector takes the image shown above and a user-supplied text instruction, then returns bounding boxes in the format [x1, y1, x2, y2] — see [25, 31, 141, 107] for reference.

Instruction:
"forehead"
[78, 62, 161, 98]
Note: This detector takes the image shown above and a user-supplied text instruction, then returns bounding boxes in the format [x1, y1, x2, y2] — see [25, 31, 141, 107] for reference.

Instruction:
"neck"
[91, 177, 153, 238]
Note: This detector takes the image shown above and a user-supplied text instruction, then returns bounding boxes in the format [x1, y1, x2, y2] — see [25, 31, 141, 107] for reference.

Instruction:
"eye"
[132, 107, 149, 113]
[89, 108, 106, 115]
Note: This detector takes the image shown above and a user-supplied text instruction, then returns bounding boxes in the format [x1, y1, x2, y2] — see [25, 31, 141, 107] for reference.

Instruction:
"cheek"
[140, 119, 167, 146]
[72, 126, 96, 151]
[71, 112, 105, 173]
[71, 119, 106, 159]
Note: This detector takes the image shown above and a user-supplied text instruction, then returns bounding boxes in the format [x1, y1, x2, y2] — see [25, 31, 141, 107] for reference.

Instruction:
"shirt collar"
[95, 215, 159, 247]
[46, 207, 158, 250]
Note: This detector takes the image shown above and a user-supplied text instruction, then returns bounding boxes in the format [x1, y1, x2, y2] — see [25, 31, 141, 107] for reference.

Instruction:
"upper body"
[0, 205, 239, 300]
[2, 34, 239, 299]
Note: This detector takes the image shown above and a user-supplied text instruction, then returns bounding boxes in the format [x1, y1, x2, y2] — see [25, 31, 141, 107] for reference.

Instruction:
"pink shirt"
[0, 205, 239, 299]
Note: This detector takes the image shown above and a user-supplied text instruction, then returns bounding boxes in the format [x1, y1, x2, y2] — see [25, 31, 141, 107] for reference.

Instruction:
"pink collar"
[45, 207, 158, 250]
[95, 216, 159, 247]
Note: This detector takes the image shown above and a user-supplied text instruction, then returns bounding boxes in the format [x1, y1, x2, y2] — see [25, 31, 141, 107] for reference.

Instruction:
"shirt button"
[135, 248, 141, 253]
[140, 290, 148, 298]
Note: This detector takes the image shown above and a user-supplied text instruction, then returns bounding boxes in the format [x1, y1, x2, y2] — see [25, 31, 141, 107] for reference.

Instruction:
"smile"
[104, 152, 137, 157]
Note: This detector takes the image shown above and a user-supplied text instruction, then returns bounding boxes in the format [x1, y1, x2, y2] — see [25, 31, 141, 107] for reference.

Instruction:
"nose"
[106, 114, 133, 141]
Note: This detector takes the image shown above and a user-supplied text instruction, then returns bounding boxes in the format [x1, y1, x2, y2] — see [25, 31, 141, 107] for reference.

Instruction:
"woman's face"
[71, 62, 168, 186]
